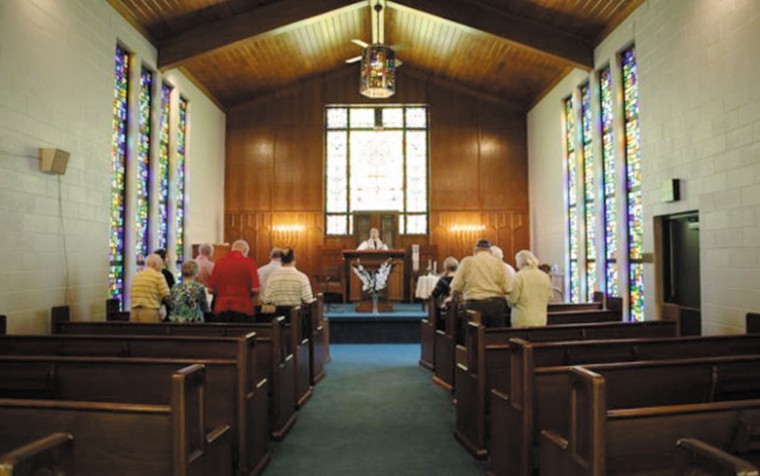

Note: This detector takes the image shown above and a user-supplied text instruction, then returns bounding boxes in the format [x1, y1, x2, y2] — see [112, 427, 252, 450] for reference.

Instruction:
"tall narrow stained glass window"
[175, 96, 188, 272]
[564, 96, 581, 303]
[109, 45, 129, 305]
[325, 106, 429, 235]
[622, 46, 644, 321]
[600, 66, 619, 296]
[580, 83, 597, 301]
[158, 82, 172, 250]
[136, 67, 153, 269]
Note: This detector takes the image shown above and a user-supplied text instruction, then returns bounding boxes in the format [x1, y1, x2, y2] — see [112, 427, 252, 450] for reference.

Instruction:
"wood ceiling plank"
[389, 0, 593, 69]
[158, 0, 366, 70]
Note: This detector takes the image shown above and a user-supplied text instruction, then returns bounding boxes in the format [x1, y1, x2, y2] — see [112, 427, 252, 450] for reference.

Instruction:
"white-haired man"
[208, 240, 260, 322]
[257, 247, 283, 296]
[357, 227, 389, 251]
[507, 250, 553, 328]
[130, 253, 172, 323]
[195, 243, 215, 287]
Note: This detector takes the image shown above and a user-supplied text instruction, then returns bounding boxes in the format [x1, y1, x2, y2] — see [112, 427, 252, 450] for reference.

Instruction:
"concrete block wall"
[529, 0, 760, 334]
[0, 0, 226, 333]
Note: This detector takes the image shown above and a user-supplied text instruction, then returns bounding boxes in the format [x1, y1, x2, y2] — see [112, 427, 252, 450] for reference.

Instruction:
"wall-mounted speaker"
[39, 148, 70, 175]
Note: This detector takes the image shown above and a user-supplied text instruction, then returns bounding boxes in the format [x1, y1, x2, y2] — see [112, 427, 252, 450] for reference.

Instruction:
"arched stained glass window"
[158, 82, 172, 250]
[599, 66, 619, 296]
[622, 46, 644, 321]
[176, 96, 188, 272]
[136, 66, 153, 269]
[564, 96, 581, 303]
[580, 83, 597, 301]
[109, 45, 129, 306]
[325, 105, 429, 235]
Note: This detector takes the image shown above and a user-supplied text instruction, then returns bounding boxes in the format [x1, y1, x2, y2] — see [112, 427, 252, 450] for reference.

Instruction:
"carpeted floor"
[264, 344, 486, 475]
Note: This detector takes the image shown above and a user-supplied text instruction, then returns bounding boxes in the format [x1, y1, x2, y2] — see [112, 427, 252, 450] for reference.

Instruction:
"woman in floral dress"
[170, 259, 209, 323]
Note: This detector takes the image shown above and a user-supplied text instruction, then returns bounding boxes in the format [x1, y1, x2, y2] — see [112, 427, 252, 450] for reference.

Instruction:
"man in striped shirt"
[262, 248, 315, 307]
[130, 254, 172, 322]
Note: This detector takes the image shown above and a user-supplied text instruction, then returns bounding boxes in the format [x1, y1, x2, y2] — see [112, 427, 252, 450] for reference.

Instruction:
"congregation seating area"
[0, 296, 331, 476]
[420, 296, 760, 475]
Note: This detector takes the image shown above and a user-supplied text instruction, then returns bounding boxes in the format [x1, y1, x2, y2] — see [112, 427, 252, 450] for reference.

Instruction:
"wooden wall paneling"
[273, 127, 324, 211]
[478, 124, 528, 211]
[429, 126, 480, 210]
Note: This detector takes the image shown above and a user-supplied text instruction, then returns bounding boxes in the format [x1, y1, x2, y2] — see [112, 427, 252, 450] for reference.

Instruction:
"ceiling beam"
[389, 0, 594, 70]
[158, 0, 366, 70]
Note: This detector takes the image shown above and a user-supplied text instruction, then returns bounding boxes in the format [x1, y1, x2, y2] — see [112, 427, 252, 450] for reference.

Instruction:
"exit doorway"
[660, 211, 701, 334]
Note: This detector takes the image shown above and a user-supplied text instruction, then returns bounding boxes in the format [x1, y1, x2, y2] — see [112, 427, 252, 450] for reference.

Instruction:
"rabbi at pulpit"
[357, 227, 389, 251]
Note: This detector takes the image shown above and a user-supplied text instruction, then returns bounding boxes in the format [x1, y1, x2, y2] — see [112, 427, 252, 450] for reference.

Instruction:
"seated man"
[357, 227, 389, 251]
[208, 240, 260, 322]
[263, 248, 315, 307]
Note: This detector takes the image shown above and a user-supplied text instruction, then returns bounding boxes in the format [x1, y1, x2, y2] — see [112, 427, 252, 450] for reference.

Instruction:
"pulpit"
[342, 249, 408, 304]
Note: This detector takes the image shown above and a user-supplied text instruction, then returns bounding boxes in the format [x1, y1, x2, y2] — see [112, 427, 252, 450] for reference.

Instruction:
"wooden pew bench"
[490, 333, 760, 476]
[453, 319, 678, 458]
[0, 432, 74, 476]
[675, 438, 760, 476]
[539, 355, 760, 476]
[0, 363, 230, 476]
[419, 297, 440, 370]
[50, 310, 297, 441]
[0, 333, 270, 475]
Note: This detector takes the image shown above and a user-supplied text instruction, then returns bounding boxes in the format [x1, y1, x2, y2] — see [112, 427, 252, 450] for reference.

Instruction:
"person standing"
[207, 240, 260, 322]
[170, 260, 209, 323]
[357, 227, 389, 250]
[257, 247, 283, 297]
[450, 239, 513, 327]
[507, 250, 553, 328]
[153, 248, 176, 289]
[431, 256, 459, 304]
[262, 248, 315, 307]
[129, 254, 172, 323]
[195, 243, 215, 287]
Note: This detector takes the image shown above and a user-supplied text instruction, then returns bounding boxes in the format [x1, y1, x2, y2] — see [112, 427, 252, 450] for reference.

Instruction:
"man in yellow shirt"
[450, 239, 513, 327]
[130, 254, 172, 322]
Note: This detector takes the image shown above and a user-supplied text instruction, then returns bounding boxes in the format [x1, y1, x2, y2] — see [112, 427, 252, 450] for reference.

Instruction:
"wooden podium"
[342, 249, 408, 304]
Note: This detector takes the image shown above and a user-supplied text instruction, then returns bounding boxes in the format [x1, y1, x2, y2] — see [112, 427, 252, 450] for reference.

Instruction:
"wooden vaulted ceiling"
[111, 0, 643, 111]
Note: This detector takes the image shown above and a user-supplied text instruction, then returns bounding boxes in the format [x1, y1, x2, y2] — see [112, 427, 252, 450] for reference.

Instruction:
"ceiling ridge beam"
[388, 0, 594, 70]
[158, 0, 367, 71]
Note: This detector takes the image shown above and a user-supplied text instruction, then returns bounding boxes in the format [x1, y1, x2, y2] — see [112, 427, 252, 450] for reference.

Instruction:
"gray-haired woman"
[170, 260, 209, 323]
[506, 250, 553, 328]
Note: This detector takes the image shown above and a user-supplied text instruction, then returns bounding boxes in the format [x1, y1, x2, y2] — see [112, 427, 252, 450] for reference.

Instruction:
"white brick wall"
[529, 0, 760, 334]
[0, 0, 226, 333]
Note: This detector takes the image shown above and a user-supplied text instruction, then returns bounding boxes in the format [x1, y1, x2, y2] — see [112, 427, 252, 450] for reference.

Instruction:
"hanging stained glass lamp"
[360, 44, 396, 99]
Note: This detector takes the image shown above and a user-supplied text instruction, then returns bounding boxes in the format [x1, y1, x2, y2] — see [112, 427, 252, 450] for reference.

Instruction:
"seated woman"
[431, 256, 459, 305]
[170, 260, 209, 323]
[507, 250, 553, 328]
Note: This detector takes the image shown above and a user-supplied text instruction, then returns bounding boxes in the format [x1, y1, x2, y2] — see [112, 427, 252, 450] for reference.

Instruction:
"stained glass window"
[600, 66, 619, 296]
[109, 45, 129, 306]
[622, 46, 644, 321]
[176, 96, 188, 272]
[136, 67, 153, 269]
[158, 82, 172, 250]
[325, 105, 429, 235]
[564, 96, 581, 303]
[580, 83, 597, 301]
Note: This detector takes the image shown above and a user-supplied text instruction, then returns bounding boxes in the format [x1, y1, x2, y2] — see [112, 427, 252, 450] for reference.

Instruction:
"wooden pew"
[748, 312, 760, 334]
[433, 301, 475, 391]
[0, 433, 74, 476]
[453, 319, 678, 459]
[0, 363, 231, 476]
[419, 297, 438, 370]
[539, 356, 760, 476]
[491, 333, 760, 476]
[310, 295, 329, 385]
[0, 315, 6, 335]
[0, 333, 270, 475]
[50, 309, 297, 441]
[675, 438, 760, 476]
[545, 308, 621, 325]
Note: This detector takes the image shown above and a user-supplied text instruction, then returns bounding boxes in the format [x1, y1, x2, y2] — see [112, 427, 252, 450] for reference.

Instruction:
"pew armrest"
[204, 425, 233, 476]
[676, 438, 760, 476]
[539, 430, 576, 476]
[0, 432, 74, 475]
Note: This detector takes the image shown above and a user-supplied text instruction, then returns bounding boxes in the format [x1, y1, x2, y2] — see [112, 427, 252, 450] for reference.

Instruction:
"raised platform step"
[325, 303, 425, 344]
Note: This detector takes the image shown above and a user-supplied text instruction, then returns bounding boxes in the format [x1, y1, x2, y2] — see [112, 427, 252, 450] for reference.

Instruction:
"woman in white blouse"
[507, 250, 553, 328]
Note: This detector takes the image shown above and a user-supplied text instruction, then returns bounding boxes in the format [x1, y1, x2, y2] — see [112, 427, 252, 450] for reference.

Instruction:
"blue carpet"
[264, 344, 486, 475]
[324, 303, 427, 320]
